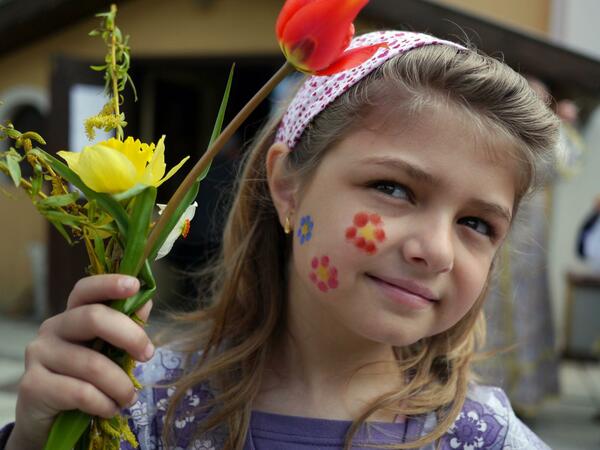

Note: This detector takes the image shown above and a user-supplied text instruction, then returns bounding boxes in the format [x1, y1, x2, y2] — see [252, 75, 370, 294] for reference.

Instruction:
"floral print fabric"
[116, 347, 548, 449]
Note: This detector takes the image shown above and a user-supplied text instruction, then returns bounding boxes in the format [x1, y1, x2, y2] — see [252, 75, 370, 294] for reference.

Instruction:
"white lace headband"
[274, 30, 466, 149]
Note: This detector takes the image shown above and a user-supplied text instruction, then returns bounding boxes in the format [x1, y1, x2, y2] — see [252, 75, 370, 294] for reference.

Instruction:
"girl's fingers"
[18, 364, 122, 420]
[39, 304, 153, 363]
[66, 274, 140, 310]
[30, 337, 138, 409]
[135, 299, 153, 323]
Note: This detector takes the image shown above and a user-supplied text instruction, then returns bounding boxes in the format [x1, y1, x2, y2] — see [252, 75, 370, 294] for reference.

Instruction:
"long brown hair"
[161, 42, 559, 449]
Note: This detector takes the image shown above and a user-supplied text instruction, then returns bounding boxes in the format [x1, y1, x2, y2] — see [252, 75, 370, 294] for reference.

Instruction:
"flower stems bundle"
[1, 5, 233, 448]
[1, 0, 374, 448]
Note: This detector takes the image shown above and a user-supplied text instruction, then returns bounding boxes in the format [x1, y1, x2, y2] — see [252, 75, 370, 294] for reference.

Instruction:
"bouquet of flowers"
[0, 1, 381, 448]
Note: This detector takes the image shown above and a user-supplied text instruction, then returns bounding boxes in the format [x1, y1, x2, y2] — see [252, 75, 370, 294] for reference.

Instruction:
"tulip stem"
[141, 61, 295, 267]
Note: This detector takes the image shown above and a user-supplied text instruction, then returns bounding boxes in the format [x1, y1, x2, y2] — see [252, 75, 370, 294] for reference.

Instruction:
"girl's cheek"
[345, 211, 386, 255]
[294, 212, 343, 294]
[300, 211, 388, 294]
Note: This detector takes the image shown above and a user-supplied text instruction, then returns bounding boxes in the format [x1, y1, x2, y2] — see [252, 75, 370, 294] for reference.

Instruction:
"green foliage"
[1, 2, 239, 448]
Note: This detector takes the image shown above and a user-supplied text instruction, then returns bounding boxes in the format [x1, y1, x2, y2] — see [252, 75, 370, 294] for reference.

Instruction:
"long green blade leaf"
[43, 410, 91, 450]
[122, 260, 156, 315]
[147, 64, 234, 261]
[209, 64, 235, 148]
[119, 186, 156, 276]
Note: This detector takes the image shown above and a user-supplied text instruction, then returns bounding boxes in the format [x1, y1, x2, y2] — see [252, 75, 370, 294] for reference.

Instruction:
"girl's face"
[280, 106, 518, 348]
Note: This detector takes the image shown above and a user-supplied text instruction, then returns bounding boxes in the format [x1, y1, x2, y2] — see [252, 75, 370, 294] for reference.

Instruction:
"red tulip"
[276, 0, 385, 75]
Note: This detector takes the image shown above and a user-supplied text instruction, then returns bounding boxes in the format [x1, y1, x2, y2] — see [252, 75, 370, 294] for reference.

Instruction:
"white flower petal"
[155, 202, 198, 260]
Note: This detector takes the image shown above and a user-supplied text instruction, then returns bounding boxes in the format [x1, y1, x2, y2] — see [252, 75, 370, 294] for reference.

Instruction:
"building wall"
[0, 0, 282, 95]
[433, 0, 551, 35]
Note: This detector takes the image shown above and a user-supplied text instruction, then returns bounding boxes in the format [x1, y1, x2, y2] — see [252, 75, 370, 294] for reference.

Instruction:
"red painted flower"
[276, 0, 386, 75]
[346, 212, 386, 254]
[310, 255, 339, 292]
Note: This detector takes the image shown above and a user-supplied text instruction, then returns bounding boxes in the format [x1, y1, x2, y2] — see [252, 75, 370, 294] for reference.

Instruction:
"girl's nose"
[401, 219, 454, 274]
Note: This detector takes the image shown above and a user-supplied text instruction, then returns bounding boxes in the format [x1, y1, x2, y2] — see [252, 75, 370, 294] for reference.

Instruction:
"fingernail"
[143, 342, 155, 361]
[119, 276, 138, 291]
[129, 391, 139, 407]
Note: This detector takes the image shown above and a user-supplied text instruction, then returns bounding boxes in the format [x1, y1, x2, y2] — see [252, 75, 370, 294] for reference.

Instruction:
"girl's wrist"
[4, 423, 40, 450]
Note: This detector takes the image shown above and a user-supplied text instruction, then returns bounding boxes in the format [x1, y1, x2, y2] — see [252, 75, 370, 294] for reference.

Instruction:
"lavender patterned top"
[117, 347, 550, 449]
[0, 346, 550, 449]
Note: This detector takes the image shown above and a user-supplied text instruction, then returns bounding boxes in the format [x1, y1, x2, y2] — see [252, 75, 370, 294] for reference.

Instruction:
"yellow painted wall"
[434, 0, 551, 35]
[0, 0, 282, 94]
[0, 187, 46, 315]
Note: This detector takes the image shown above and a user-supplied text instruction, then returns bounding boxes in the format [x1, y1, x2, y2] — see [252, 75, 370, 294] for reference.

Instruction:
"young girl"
[3, 30, 558, 450]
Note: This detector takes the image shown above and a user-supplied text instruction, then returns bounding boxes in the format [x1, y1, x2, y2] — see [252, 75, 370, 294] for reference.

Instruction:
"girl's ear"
[266, 142, 299, 227]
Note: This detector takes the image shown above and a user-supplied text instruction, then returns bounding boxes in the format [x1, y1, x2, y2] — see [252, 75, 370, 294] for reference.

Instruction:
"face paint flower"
[345, 212, 386, 254]
[155, 202, 197, 260]
[309, 255, 339, 292]
[297, 215, 314, 244]
[276, 0, 386, 75]
[57, 135, 189, 194]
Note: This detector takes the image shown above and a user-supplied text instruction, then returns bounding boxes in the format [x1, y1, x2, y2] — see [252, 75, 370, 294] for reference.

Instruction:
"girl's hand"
[5, 274, 154, 450]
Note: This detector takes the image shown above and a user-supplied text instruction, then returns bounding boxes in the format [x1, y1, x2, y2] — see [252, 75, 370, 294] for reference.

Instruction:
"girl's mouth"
[366, 274, 439, 310]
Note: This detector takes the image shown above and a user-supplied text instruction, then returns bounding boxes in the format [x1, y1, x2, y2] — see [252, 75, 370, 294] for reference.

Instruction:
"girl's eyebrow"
[468, 199, 513, 224]
[358, 156, 513, 224]
[359, 156, 440, 186]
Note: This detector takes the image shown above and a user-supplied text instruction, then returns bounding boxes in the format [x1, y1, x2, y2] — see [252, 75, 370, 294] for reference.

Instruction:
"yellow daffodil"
[57, 135, 189, 194]
[155, 201, 198, 259]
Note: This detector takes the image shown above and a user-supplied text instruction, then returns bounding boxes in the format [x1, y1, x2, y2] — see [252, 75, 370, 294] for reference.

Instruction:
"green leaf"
[146, 64, 235, 261]
[5, 128, 21, 140]
[119, 186, 156, 276]
[29, 148, 129, 237]
[43, 211, 81, 228]
[43, 410, 91, 450]
[94, 235, 106, 268]
[36, 192, 79, 209]
[20, 131, 46, 146]
[209, 63, 235, 147]
[6, 153, 21, 187]
[30, 172, 42, 197]
[90, 64, 107, 71]
[111, 183, 147, 202]
[48, 220, 73, 244]
[119, 260, 156, 315]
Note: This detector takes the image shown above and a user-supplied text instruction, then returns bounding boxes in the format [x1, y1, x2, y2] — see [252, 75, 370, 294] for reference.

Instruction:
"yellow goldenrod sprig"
[87, 4, 136, 141]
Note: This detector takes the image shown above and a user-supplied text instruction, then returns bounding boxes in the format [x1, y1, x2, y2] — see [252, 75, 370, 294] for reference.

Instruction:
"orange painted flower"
[276, 0, 385, 75]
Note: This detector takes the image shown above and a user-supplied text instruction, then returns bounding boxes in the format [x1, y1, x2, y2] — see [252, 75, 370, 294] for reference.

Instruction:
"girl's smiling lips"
[367, 274, 439, 309]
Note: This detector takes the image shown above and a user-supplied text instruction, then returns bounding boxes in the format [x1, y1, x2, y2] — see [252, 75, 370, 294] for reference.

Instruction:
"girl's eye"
[372, 181, 411, 201]
[458, 216, 495, 238]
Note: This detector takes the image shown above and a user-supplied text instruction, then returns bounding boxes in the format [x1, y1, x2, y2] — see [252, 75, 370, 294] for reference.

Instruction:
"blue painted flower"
[297, 215, 314, 244]
[443, 399, 502, 450]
